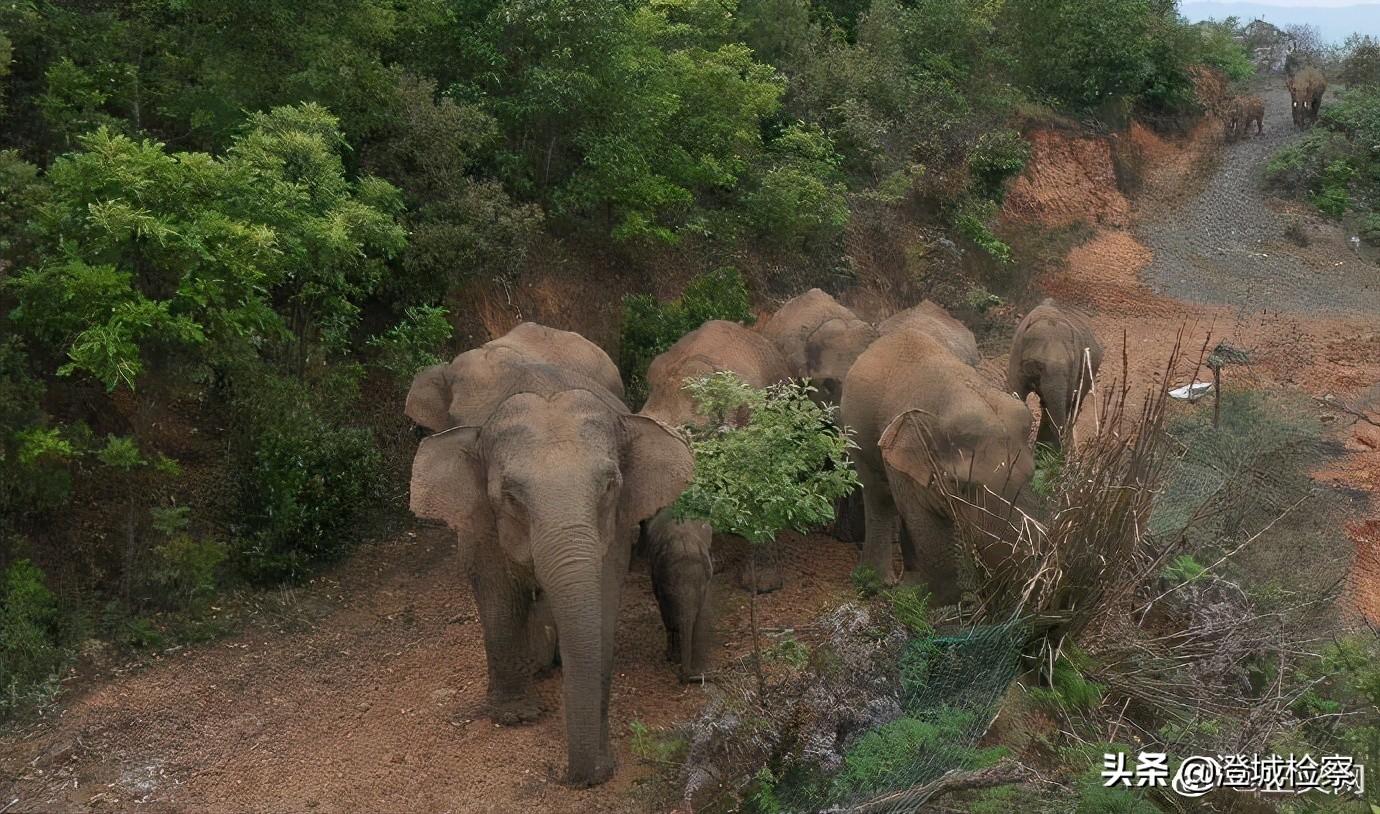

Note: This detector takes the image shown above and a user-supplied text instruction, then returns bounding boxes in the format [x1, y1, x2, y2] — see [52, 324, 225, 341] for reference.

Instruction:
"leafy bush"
[1267, 86, 1380, 222]
[618, 267, 754, 405]
[1001, 0, 1198, 114]
[1188, 20, 1255, 82]
[968, 130, 1030, 202]
[151, 535, 227, 614]
[1031, 443, 1063, 497]
[744, 124, 850, 252]
[229, 371, 384, 584]
[1161, 553, 1206, 586]
[954, 199, 1012, 263]
[886, 585, 933, 637]
[850, 565, 885, 598]
[368, 305, 453, 387]
[673, 374, 856, 546]
[0, 559, 66, 714]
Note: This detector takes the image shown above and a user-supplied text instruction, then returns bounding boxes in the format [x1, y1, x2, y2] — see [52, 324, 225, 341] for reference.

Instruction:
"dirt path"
[1140, 81, 1380, 314]
[1040, 78, 1380, 621]
[0, 529, 857, 813]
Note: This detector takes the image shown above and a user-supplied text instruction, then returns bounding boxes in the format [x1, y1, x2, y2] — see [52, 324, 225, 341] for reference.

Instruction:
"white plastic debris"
[1169, 381, 1215, 401]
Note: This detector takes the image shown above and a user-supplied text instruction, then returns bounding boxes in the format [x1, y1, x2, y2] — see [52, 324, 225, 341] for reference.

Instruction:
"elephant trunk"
[1037, 368, 1073, 448]
[534, 524, 613, 787]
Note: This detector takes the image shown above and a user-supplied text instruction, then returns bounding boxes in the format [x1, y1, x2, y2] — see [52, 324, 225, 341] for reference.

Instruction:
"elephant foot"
[490, 695, 544, 725]
[566, 753, 616, 787]
[678, 666, 707, 684]
[736, 561, 783, 594]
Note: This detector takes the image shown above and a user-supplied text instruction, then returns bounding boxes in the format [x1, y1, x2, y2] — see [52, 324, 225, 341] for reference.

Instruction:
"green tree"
[7, 104, 405, 390]
[1001, 0, 1192, 113]
[553, 0, 784, 242]
[361, 73, 542, 303]
[673, 373, 857, 692]
[1342, 34, 1380, 88]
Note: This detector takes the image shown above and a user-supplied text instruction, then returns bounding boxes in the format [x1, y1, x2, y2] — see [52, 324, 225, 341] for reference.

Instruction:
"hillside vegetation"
[0, 0, 1251, 715]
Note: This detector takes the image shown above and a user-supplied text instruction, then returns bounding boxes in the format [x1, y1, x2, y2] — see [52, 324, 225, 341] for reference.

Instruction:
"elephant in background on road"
[405, 322, 624, 432]
[1007, 299, 1103, 451]
[878, 300, 981, 367]
[408, 349, 691, 787]
[759, 288, 877, 406]
[1225, 95, 1264, 140]
[1288, 67, 1327, 129]
[642, 508, 713, 683]
[641, 320, 792, 429]
[842, 330, 1034, 602]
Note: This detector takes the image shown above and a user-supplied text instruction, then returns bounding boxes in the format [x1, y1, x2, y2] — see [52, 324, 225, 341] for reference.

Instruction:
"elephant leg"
[830, 488, 866, 544]
[685, 587, 711, 682]
[677, 590, 703, 682]
[896, 502, 963, 606]
[590, 533, 633, 777]
[651, 573, 678, 662]
[470, 551, 542, 724]
[860, 473, 901, 584]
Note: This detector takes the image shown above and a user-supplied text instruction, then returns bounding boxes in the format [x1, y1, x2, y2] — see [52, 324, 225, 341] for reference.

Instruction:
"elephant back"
[643, 320, 791, 427]
[877, 301, 980, 367]
[760, 289, 861, 373]
[408, 343, 627, 434]
[488, 322, 625, 400]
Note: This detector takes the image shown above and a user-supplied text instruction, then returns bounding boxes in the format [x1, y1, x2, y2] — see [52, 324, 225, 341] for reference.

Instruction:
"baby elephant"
[644, 509, 713, 682]
[1225, 95, 1264, 141]
[1008, 299, 1102, 450]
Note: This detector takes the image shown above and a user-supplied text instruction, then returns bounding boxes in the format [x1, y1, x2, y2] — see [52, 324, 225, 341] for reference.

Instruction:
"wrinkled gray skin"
[842, 330, 1034, 601]
[1007, 299, 1103, 451]
[408, 345, 691, 787]
[759, 289, 875, 542]
[760, 289, 877, 406]
[641, 320, 792, 592]
[878, 301, 981, 367]
[405, 322, 624, 432]
[641, 320, 792, 429]
[642, 508, 713, 682]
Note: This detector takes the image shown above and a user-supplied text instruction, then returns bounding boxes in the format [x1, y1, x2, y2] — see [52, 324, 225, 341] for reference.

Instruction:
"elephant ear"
[405, 363, 456, 432]
[621, 414, 694, 524]
[878, 410, 942, 489]
[410, 426, 489, 536]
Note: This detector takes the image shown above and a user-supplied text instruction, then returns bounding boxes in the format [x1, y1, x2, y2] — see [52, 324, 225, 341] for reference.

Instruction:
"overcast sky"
[1180, 1, 1380, 38]
[1232, 0, 1377, 5]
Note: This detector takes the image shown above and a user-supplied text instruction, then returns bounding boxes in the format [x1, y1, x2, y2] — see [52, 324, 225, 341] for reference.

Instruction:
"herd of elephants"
[403, 291, 1101, 786]
[399, 66, 1337, 788]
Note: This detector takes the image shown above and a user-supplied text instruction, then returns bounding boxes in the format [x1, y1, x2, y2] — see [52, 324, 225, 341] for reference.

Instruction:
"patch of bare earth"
[0, 529, 856, 813]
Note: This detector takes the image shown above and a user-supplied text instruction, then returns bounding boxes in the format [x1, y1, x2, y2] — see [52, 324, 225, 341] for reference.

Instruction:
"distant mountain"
[1180, 2, 1380, 42]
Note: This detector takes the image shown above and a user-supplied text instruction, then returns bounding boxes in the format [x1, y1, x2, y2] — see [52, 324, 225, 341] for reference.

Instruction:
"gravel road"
[1138, 80, 1380, 316]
